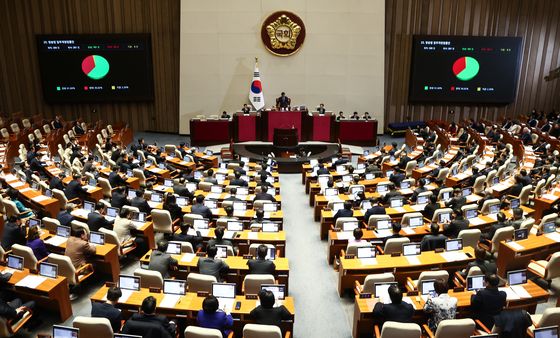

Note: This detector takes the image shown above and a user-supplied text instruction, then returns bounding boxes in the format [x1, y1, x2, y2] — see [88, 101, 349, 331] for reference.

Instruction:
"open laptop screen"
[467, 275, 485, 291]
[534, 326, 559, 338]
[163, 279, 186, 295]
[53, 325, 79, 338]
[260, 284, 285, 300]
[119, 275, 140, 291]
[212, 283, 236, 298]
[39, 262, 58, 278]
[507, 269, 527, 286]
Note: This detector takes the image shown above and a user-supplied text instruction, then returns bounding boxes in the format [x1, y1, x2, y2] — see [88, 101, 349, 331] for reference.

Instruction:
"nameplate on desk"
[245, 294, 258, 300]
[359, 293, 372, 299]
[344, 254, 355, 259]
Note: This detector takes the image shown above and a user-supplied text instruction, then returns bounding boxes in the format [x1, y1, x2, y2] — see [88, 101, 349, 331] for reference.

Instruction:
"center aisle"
[280, 173, 353, 338]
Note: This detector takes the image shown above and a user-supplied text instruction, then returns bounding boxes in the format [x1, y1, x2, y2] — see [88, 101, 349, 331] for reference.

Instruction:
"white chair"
[437, 188, 453, 201]
[489, 226, 515, 257]
[184, 326, 224, 338]
[0, 245, 5, 261]
[423, 318, 475, 338]
[99, 227, 136, 257]
[519, 185, 532, 205]
[473, 175, 486, 194]
[480, 199, 501, 214]
[134, 268, 163, 289]
[457, 229, 481, 248]
[528, 307, 560, 335]
[367, 214, 391, 228]
[432, 208, 453, 223]
[527, 252, 560, 283]
[383, 237, 410, 254]
[151, 209, 177, 234]
[97, 177, 113, 199]
[73, 316, 113, 338]
[376, 321, 421, 338]
[345, 242, 373, 256]
[356, 272, 395, 295]
[243, 324, 284, 338]
[335, 217, 359, 230]
[187, 273, 217, 293]
[407, 270, 449, 293]
[404, 160, 417, 177]
[248, 244, 275, 257]
[42, 217, 61, 233]
[71, 220, 90, 236]
[401, 212, 423, 227]
[11, 244, 39, 270]
[243, 274, 275, 295]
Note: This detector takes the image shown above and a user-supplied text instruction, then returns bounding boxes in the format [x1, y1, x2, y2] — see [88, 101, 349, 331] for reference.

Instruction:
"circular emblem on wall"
[261, 11, 306, 57]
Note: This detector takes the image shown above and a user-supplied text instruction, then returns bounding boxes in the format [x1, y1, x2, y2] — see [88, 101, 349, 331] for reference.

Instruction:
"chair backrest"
[198, 182, 214, 192]
[457, 229, 481, 248]
[534, 179, 546, 195]
[52, 188, 69, 208]
[362, 273, 395, 294]
[71, 220, 90, 236]
[0, 245, 5, 261]
[0, 128, 9, 138]
[434, 318, 475, 338]
[134, 268, 163, 289]
[253, 200, 274, 211]
[384, 237, 410, 254]
[187, 272, 217, 293]
[48, 253, 77, 284]
[10, 123, 19, 133]
[466, 266, 484, 277]
[335, 217, 358, 230]
[519, 218, 535, 233]
[380, 321, 421, 338]
[473, 175, 487, 194]
[437, 188, 453, 201]
[73, 316, 113, 338]
[3, 200, 20, 218]
[538, 306, 560, 328]
[243, 274, 275, 295]
[97, 177, 112, 198]
[99, 227, 122, 253]
[184, 326, 223, 338]
[405, 160, 417, 177]
[184, 213, 203, 226]
[491, 226, 515, 253]
[0, 317, 9, 337]
[12, 244, 38, 270]
[346, 242, 373, 256]
[539, 213, 558, 228]
[417, 271, 449, 293]
[132, 169, 147, 185]
[151, 209, 173, 234]
[545, 252, 560, 280]
[42, 217, 61, 233]
[436, 168, 449, 181]
[519, 185, 533, 205]
[401, 212, 423, 227]
[243, 324, 282, 338]
[480, 199, 501, 214]
[248, 243, 275, 257]
[432, 208, 453, 223]
[485, 170, 497, 186]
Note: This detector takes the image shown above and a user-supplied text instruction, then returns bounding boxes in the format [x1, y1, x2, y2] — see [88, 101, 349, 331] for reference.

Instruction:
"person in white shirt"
[423, 280, 458, 332]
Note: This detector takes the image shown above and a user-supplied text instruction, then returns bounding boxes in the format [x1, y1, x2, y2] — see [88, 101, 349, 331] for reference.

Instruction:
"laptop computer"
[6, 254, 24, 271]
[403, 243, 421, 256]
[83, 201, 95, 213]
[342, 221, 359, 232]
[193, 219, 209, 230]
[204, 200, 218, 209]
[127, 189, 137, 199]
[445, 239, 463, 251]
[543, 222, 557, 234]
[439, 212, 451, 223]
[374, 282, 398, 303]
[53, 325, 79, 338]
[462, 188, 472, 197]
[262, 222, 279, 232]
[409, 216, 423, 228]
[400, 181, 411, 189]
[467, 275, 485, 291]
[166, 241, 182, 255]
[390, 198, 404, 208]
[350, 186, 364, 195]
[215, 245, 229, 259]
[441, 191, 451, 201]
[510, 198, 520, 209]
[39, 262, 58, 279]
[233, 201, 247, 211]
[417, 195, 429, 205]
[176, 197, 188, 207]
[465, 209, 478, 219]
[163, 279, 186, 295]
[356, 246, 376, 259]
[227, 221, 243, 232]
[507, 269, 527, 286]
[376, 219, 391, 230]
[126, 169, 133, 178]
[45, 189, 53, 197]
[331, 202, 344, 213]
[210, 185, 223, 193]
[376, 184, 389, 193]
[361, 200, 372, 210]
[28, 218, 41, 228]
[88, 179, 97, 187]
[212, 282, 236, 311]
[150, 193, 163, 203]
[263, 203, 278, 212]
[488, 204, 500, 215]
[534, 326, 559, 338]
[324, 188, 338, 197]
[318, 175, 330, 185]
[421, 279, 436, 296]
[514, 228, 528, 241]
[89, 231, 105, 246]
[131, 212, 146, 223]
[57, 225, 71, 238]
[365, 173, 375, 180]
[260, 284, 286, 300]
[119, 275, 140, 291]
[106, 207, 119, 220]
[164, 179, 173, 187]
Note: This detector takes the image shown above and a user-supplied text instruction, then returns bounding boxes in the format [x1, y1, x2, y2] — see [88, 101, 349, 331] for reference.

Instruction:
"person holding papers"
[247, 244, 276, 275]
[198, 246, 230, 282]
[423, 280, 457, 332]
[148, 240, 178, 279]
[91, 286, 123, 333]
[250, 290, 291, 327]
[372, 284, 414, 327]
[122, 296, 176, 338]
[1, 216, 25, 250]
[470, 274, 507, 329]
[197, 295, 234, 337]
[65, 228, 96, 269]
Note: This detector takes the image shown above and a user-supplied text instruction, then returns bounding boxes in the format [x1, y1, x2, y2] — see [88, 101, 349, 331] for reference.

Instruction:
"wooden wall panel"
[0, 0, 180, 133]
[385, 0, 560, 127]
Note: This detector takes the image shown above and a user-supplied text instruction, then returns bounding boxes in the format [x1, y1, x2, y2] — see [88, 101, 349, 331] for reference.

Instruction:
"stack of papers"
[439, 251, 468, 262]
[545, 232, 560, 242]
[15, 275, 46, 288]
[160, 294, 182, 308]
[507, 241, 525, 251]
[469, 218, 486, 226]
[402, 227, 416, 235]
[510, 285, 531, 298]
[406, 256, 421, 265]
[375, 230, 393, 238]
[541, 194, 558, 201]
[181, 253, 196, 263]
[499, 287, 521, 300]
[11, 181, 25, 188]
[359, 258, 378, 266]
[45, 236, 67, 246]
[120, 289, 135, 302]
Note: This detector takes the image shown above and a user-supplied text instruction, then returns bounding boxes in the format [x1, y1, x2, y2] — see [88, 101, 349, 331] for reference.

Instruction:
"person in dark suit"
[508, 175, 524, 197]
[122, 296, 175, 338]
[483, 212, 508, 240]
[389, 170, 406, 188]
[224, 188, 241, 202]
[207, 227, 234, 250]
[336, 111, 346, 121]
[470, 274, 507, 329]
[241, 104, 251, 114]
[202, 169, 218, 185]
[64, 174, 87, 201]
[172, 224, 203, 250]
[57, 205, 75, 227]
[316, 163, 329, 175]
[317, 103, 326, 115]
[445, 188, 466, 210]
[148, 240, 178, 279]
[387, 222, 402, 239]
[172, 178, 193, 199]
[333, 201, 354, 225]
[372, 284, 414, 327]
[276, 92, 290, 109]
[49, 173, 65, 191]
[191, 195, 213, 220]
[420, 223, 447, 251]
[108, 167, 128, 188]
[131, 189, 152, 214]
[1, 216, 25, 250]
[91, 286, 123, 333]
[254, 186, 276, 202]
[398, 153, 411, 170]
[493, 309, 532, 338]
[460, 247, 496, 277]
[247, 244, 275, 274]
[197, 246, 229, 282]
[382, 184, 403, 205]
[230, 171, 248, 187]
[363, 198, 386, 224]
[163, 194, 183, 222]
[52, 115, 63, 129]
[220, 111, 231, 119]
[465, 167, 481, 188]
[350, 111, 360, 120]
[410, 178, 427, 202]
[111, 187, 129, 209]
[443, 208, 468, 238]
[249, 290, 291, 327]
[423, 195, 440, 221]
[87, 202, 114, 232]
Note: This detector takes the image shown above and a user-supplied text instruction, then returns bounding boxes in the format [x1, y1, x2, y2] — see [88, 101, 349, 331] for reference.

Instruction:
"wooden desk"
[0, 266, 72, 321]
[352, 280, 548, 338]
[61, 176, 104, 201]
[0, 173, 60, 217]
[195, 228, 286, 256]
[338, 248, 475, 296]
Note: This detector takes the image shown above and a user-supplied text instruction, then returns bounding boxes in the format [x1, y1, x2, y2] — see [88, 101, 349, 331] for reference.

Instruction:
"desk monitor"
[373, 282, 398, 299]
[127, 189, 137, 199]
[45, 189, 53, 197]
[265, 247, 276, 261]
[166, 241, 182, 255]
[210, 185, 223, 193]
[417, 195, 429, 205]
[186, 182, 197, 192]
[31, 182, 39, 190]
[163, 279, 186, 295]
[262, 222, 279, 232]
[350, 186, 364, 195]
[131, 212, 146, 223]
[332, 202, 344, 213]
[193, 219, 209, 229]
[215, 174, 226, 183]
[441, 191, 451, 201]
[361, 200, 372, 210]
[377, 184, 389, 193]
[233, 201, 246, 211]
[390, 198, 404, 208]
[126, 169, 133, 178]
[28, 218, 41, 228]
[158, 163, 165, 169]
[88, 179, 97, 187]
[514, 228, 528, 241]
[53, 325, 79, 338]
[176, 197, 188, 207]
[193, 171, 203, 180]
[365, 173, 375, 180]
[462, 188, 472, 197]
[421, 279, 436, 296]
[212, 282, 236, 298]
[342, 175, 352, 183]
[215, 245, 228, 259]
[342, 221, 359, 232]
[119, 275, 140, 291]
[57, 225, 71, 238]
[204, 199, 218, 209]
[363, 150, 370, 156]
[467, 275, 485, 291]
[107, 207, 119, 218]
[90, 231, 105, 245]
[489, 204, 500, 215]
[261, 284, 286, 300]
[357, 246, 376, 259]
[400, 181, 411, 189]
[465, 209, 478, 219]
[7, 254, 24, 271]
[403, 243, 421, 256]
[510, 198, 520, 209]
[493, 177, 500, 185]
[451, 168, 458, 176]
[227, 221, 243, 232]
[534, 326, 559, 338]
[83, 201, 95, 213]
[543, 222, 556, 234]
[445, 239, 463, 251]
[507, 269, 527, 286]
[438, 212, 451, 223]
[409, 216, 423, 228]
[357, 163, 366, 170]
[336, 165, 346, 173]
[145, 159, 153, 167]
[150, 193, 163, 203]
[164, 179, 173, 187]
[376, 219, 391, 230]
[39, 262, 58, 279]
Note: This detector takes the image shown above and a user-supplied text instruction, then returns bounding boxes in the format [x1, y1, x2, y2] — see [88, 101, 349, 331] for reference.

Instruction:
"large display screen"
[409, 35, 522, 104]
[36, 34, 154, 103]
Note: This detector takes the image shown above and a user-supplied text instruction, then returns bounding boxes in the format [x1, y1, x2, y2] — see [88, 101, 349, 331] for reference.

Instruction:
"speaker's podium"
[273, 128, 298, 149]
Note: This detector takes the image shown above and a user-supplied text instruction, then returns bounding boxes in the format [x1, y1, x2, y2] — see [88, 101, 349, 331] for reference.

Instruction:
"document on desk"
[506, 241, 525, 251]
[223, 231, 236, 239]
[499, 287, 521, 300]
[510, 285, 532, 298]
[392, 207, 407, 213]
[72, 209, 89, 218]
[541, 194, 558, 201]
[486, 214, 498, 221]
[375, 230, 393, 238]
[326, 196, 343, 203]
[45, 236, 68, 246]
[334, 231, 353, 240]
[406, 256, 421, 265]
[19, 187, 32, 193]
[247, 232, 259, 240]
[2, 174, 18, 181]
[402, 227, 416, 235]
[359, 258, 378, 266]
[160, 294, 182, 308]
[181, 253, 196, 263]
[206, 193, 221, 200]
[16, 275, 47, 289]
[439, 251, 469, 262]
[120, 290, 134, 302]
[11, 181, 25, 188]
[401, 297, 418, 310]
[132, 221, 145, 230]
[409, 204, 426, 212]
[469, 217, 486, 226]
[545, 232, 560, 243]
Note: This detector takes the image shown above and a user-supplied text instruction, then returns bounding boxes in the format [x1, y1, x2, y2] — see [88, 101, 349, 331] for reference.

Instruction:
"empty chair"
[43, 124, 51, 134]
[485, 170, 497, 186]
[375, 321, 421, 338]
[184, 326, 224, 338]
[473, 175, 486, 194]
[489, 226, 515, 257]
[436, 168, 449, 181]
[187, 272, 217, 293]
[73, 316, 113, 338]
[134, 268, 163, 289]
[528, 252, 560, 284]
[383, 237, 410, 254]
[253, 200, 274, 211]
[423, 318, 475, 338]
[10, 123, 20, 134]
[97, 177, 112, 199]
[42, 217, 61, 233]
[47, 253, 94, 286]
[0, 245, 5, 261]
[151, 209, 177, 234]
[407, 270, 449, 293]
[243, 274, 275, 295]
[367, 214, 391, 228]
[243, 324, 284, 338]
[11, 244, 39, 270]
[528, 307, 560, 335]
[199, 182, 214, 192]
[34, 128, 43, 140]
[404, 160, 417, 177]
[356, 272, 395, 294]
[457, 229, 481, 248]
[0, 128, 9, 140]
[519, 185, 532, 205]
[71, 220, 90, 236]
[538, 213, 557, 230]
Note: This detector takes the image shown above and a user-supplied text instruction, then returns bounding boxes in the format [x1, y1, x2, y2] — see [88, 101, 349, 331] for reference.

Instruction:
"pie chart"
[81, 55, 110, 80]
[452, 56, 479, 81]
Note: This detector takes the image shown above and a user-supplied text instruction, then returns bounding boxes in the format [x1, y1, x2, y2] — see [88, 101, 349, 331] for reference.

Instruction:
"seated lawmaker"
[424, 280, 457, 332]
[87, 202, 114, 232]
[372, 284, 414, 327]
[122, 296, 176, 338]
[420, 223, 446, 251]
[1, 216, 25, 250]
[247, 244, 276, 275]
[148, 240, 178, 279]
[470, 274, 507, 329]
[197, 246, 229, 282]
[26, 225, 49, 261]
[197, 295, 233, 337]
[91, 286, 123, 333]
[317, 103, 326, 115]
[333, 201, 354, 224]
[250, 290, 291, 327]
[254, 185, 276, 202]
[65, 228, 96, 270]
